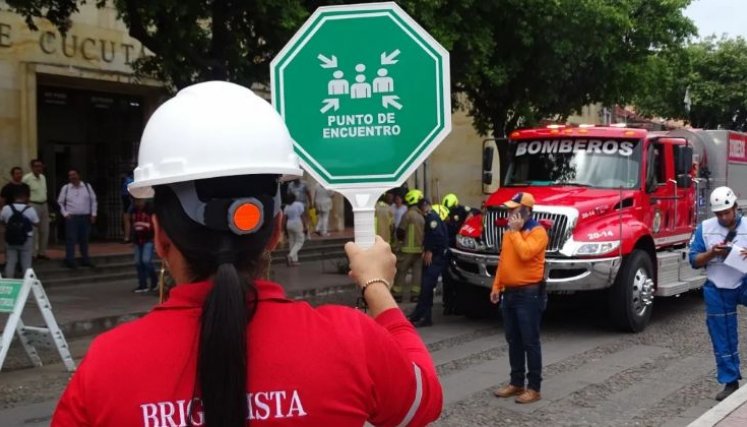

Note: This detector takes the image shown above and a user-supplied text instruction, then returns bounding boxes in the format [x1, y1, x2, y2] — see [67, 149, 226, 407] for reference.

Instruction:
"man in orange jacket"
[490, 192, 548, 404]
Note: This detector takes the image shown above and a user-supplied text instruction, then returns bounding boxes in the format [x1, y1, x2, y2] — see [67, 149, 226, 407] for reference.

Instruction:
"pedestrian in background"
[53, 81, 442, 426]
[313, 182, 333, 237]
[283, 193, 306, 266]
[23, 159, 50, 260]
[491, 192, 548, 404]
[130, 198, 158, 293]
[1, 166, 29, 207]
[391, 191, 408, 229]
[57, 169, 97, 269]
[121, 169, 134, 243]
[689, 186, 747, 401]
[392, 189, 425, 303]
[1, 185, 39, 278]
[287, 178, 312, 238]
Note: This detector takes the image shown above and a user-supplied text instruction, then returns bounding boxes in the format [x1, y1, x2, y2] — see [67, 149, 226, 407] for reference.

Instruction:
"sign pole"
[339, 188, 390, 248]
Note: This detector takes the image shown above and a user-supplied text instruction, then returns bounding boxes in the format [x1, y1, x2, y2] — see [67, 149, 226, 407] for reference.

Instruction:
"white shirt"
[314, 183, 334, 211]
[57, 182, 98, 216]
[1, 203, 40, 237]
[391, 204, 408, 228]
[284, 201, 305, 224]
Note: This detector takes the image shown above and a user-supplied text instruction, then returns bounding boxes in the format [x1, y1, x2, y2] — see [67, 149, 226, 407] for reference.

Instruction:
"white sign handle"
[338, 188, 390, 249]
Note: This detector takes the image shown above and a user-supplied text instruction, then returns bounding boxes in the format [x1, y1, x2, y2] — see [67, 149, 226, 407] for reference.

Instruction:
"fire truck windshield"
[504, 137, 642, 189]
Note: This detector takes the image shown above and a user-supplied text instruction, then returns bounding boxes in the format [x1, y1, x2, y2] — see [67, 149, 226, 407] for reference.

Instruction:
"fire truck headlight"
[574, 241, 620, 256]
[456, 235, 478, 250]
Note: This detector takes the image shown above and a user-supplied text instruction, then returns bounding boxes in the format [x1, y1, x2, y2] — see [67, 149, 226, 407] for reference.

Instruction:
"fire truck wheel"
[608, 250, 654, 333]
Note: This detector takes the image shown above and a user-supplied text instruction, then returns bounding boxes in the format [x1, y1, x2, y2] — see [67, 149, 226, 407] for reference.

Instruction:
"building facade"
[0, 2, 163, 241]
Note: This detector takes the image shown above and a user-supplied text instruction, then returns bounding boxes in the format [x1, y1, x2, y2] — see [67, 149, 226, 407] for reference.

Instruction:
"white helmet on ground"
[710, 186, 737, 212]
[129, 81, 302, 199]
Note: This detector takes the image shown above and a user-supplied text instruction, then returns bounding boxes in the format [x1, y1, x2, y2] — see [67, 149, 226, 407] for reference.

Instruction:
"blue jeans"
[65, 215, 91, 264]
[134, 242, 157, 289]
[411, 252, 446, 322]
[704, 282, 747, 384]
[502, 285, 546, 391]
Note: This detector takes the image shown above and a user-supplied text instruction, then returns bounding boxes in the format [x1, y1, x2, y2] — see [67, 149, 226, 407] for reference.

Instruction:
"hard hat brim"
[128, 165, 303, 199]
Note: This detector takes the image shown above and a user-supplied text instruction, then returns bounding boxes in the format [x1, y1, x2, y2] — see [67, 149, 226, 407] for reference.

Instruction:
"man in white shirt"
[57, 169, 98, 268]
[22, 159, 51, 259]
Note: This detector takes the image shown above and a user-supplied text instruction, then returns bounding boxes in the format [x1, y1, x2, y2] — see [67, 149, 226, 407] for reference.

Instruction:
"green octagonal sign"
[271, 2, 451, 187]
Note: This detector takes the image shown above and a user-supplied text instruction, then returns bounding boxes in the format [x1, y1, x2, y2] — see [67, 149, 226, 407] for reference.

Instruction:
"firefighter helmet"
[404, 189, 424, 206]
[442, 193, 459, 209]
[432, 204, 450, 221]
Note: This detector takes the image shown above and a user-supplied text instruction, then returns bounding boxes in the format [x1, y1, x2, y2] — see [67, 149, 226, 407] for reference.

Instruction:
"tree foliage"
[6, 0, 696, 135]
[634, 36, 747, 131]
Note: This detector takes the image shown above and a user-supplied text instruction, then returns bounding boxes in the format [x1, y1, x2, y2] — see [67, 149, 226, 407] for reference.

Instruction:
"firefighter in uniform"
[408, 201, 449, 327]
[52, 81, 442, 426]
[374, 193, 394, 244]
[441, 193, 476, 314]
[392, 189, 426, 302]
[689, 186, 747, 401]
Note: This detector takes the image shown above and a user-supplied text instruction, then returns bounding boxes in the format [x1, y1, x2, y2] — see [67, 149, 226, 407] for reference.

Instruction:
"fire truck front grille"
[483, 209, 570, 253]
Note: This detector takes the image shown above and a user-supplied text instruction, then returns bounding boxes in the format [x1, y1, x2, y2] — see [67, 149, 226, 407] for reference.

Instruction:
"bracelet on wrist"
[361, 278, 391, 296]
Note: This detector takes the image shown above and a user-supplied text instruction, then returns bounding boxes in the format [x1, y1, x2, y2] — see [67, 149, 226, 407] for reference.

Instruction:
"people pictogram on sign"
[328, 70, 349, 96]
[351, 64, 372, 99]
[373, 68, 394, 93]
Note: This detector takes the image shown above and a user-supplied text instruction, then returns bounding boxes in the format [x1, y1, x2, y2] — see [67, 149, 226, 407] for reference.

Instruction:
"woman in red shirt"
[52, 81, 442, 427]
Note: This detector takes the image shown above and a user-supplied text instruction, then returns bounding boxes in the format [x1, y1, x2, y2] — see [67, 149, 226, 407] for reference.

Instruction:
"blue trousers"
[134, 242, 157, 289]
[65, 215, 91, 264]
[704, 282, 747, 384]
[502, 285, 546, 391]
[411, 253, 446, 322]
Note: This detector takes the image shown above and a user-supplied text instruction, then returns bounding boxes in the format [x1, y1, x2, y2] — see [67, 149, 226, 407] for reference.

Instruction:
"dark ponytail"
[153, 175, 277, 427]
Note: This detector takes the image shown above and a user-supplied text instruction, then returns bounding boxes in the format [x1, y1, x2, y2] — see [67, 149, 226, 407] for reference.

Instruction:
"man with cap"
[491, 191, 548, 404]
[689, 186, 747, 401]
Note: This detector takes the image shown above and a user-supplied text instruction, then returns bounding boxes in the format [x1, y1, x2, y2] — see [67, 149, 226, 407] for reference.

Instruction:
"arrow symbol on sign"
[381, 49, 401, 65]
[317, 54, 338, 69]
[320, 98, 340, 114]
[382, 95, 402, 110]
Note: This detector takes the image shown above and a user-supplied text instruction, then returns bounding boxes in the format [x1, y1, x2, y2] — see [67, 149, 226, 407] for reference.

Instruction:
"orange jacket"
[492, 219, 548, 292]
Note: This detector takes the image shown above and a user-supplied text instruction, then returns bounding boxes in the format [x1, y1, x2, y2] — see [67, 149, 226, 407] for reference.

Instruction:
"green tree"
[7, 0, 696, 135]
[423, 0, 696, 136]
[634, 36, 747, 131]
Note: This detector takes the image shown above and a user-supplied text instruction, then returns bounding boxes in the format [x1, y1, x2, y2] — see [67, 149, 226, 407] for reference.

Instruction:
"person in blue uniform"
[408, 200, 449, 327]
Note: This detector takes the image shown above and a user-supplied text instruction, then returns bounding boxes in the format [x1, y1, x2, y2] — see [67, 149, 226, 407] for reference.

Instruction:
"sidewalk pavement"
[689, 385, 747, 426]
[1, 255, 357, 341]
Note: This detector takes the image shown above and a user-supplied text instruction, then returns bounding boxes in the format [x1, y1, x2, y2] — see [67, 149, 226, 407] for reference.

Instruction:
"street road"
[1, 290, 743, 426]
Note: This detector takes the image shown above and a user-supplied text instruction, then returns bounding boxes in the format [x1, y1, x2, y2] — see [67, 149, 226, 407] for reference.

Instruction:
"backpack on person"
[5, 204, 32, 245]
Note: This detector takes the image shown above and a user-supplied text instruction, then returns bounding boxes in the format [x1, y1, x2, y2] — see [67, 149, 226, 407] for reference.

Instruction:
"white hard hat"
[129, 81, 302, 199]
[710, 186, 737, 212]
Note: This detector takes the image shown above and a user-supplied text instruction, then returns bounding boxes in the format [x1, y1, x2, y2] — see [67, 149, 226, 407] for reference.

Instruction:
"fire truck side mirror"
[674, 145, 693, 188]
[482, 139, 501, 194]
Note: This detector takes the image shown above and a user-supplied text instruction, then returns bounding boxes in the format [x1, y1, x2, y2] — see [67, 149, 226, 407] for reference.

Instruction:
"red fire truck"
[448, 126, 747, 332]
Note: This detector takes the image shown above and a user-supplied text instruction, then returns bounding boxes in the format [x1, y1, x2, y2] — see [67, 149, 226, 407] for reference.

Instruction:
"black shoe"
[413, 319, 433, 328]
[716, 381, 739, 401]
[408, 313, 422, 323]
[37, 254, 51, 260]
[63, 260, 77, 269]
[79, 260, 95, 268]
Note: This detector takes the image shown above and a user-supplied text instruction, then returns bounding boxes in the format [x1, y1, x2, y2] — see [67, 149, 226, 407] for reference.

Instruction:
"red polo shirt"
[52, 280, 442, 426]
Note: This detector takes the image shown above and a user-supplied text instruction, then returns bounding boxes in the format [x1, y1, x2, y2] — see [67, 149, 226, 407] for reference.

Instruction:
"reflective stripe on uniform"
[396, 363, 424, 427]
